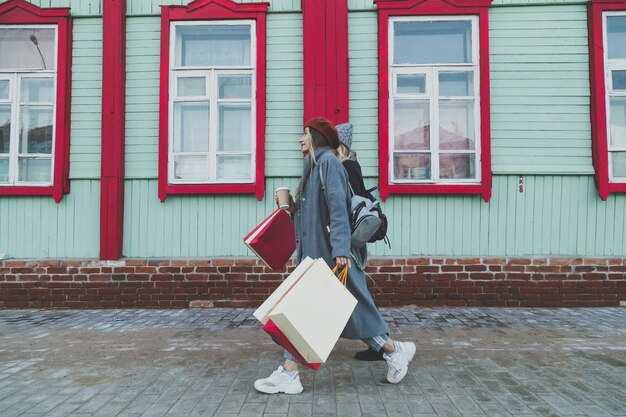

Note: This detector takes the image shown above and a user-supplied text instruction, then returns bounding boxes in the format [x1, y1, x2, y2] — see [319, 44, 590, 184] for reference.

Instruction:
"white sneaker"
[253, 366, 304, 394]
[383, 341, 416, 384]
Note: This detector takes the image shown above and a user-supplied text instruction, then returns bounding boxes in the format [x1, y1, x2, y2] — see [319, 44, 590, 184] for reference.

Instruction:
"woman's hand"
[335, 256, 351, 268]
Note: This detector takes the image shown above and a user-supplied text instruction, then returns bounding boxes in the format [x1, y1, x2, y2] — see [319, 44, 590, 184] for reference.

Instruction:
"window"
[159, 0, 268, 201]
[376, 0, 492, 201]
[606, 14, 626, 181]
[0, 1, 72, 202]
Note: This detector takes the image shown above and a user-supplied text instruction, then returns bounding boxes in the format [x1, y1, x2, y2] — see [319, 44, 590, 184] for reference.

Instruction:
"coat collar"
[313, 146, 333, 162]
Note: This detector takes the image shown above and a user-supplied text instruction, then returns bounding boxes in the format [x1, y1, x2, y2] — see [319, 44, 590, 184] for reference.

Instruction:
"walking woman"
[254, 117, 415, 395]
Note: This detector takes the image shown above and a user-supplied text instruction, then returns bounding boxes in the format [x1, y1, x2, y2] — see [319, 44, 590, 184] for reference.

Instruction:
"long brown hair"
[295, 127, 330, 201]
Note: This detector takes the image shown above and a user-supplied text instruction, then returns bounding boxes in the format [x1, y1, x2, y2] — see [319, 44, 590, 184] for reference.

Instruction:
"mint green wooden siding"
[123, 175, 626, 257]
[0, 0, 102, 16]
[70, 18, 102, 178]
[490, 5, 593, 174]
[0, 180, 100, 258]
[348, 11, 379, 178]
[125, 17, 159, 178]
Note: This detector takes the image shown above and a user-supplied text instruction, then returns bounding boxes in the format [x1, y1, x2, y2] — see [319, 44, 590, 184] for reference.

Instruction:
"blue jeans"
[283, 334, 389, 362]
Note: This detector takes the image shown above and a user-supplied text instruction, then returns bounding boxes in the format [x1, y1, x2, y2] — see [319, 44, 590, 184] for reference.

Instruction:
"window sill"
[158, 182, 259, 202]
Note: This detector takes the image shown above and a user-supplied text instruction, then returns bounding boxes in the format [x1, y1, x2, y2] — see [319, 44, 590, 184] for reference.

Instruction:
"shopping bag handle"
[331, 265, 349, 288]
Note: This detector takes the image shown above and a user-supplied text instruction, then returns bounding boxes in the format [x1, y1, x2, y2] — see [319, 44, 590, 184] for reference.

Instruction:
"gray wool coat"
[294, 147, 389, 340]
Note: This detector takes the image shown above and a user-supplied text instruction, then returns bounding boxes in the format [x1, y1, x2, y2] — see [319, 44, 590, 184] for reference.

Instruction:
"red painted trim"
[0, 0, 71, 202]
[376, 0, 493, 202]
[302, 0, 349, 124]
[588, 0, 626, 200]
[159, 0, 268, 202]
[100, 0, 126, 260]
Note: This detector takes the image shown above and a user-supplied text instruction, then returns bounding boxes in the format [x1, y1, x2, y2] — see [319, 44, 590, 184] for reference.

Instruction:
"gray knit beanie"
[336, 123, 353, 150]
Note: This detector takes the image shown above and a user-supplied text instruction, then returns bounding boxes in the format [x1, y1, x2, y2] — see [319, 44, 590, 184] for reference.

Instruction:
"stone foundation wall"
[0, 257, 624, 308]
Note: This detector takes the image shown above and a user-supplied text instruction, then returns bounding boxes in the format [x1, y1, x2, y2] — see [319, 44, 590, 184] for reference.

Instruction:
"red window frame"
[376, 0, 492, 202]
[158, 0, 268, 202]
[589, 0, 626, 200]
[0, 0, 72, 203]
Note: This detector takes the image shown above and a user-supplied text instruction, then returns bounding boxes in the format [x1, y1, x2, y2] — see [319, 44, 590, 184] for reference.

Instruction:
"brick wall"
[0, 257, 624, 308]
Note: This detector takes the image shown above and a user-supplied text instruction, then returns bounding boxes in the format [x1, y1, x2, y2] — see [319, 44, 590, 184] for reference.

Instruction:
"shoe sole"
[254, 381, 303, 395]
[387, 342, 417, 384]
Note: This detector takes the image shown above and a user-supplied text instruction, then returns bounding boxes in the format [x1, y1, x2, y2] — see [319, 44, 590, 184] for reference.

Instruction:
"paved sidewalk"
[0, 308, 625, 417]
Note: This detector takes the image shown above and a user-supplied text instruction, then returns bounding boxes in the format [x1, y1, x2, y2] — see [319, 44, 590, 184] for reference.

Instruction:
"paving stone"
[0, 308, 625, 417]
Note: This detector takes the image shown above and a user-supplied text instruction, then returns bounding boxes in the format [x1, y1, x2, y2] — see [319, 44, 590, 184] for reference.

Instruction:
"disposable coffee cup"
[276, 187, 291, 209]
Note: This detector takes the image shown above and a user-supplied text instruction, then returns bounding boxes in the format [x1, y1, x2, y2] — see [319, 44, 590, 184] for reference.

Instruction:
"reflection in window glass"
[394, 20, 472, 65]
[175, 25, 251, 67]
[0, 28, 56, 70]
[393, 153, 431, 180]
[397, 74, 426, 95]
[0, 158, 7, 182]
[607, 16, 626, 60]
[439, 154, 475, 180]
[21, 78, 54, 103]
[394, 100, 430, 151]
[219, 104, 251, 152]
[19, 106, 53, 154]
[217, 154, 251, 180]
[439, 72, 473, 96]
[612, 152, 626, 178]
[439, 100, 475, 150]
[612, 70, 626, 91]
[18, 157, 51, 182]
[0, 105, 10, 153]
[173, 102, 209, 152]
[177, 77, 206, 97]
[219, 75, 251, 98]
[174, 155, 208, 180]
[0, 80, 8, 100]
[610, 97, 626, 148]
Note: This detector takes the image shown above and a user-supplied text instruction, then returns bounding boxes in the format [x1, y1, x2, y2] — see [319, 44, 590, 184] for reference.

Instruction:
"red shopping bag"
[263, 319, 321, 370]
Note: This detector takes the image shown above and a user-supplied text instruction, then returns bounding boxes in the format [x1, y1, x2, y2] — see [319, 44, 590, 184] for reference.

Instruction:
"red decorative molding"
[0, 0, 72, 203]
[376, 0, 492, 201]
[588, 0, 626, 200]
[159, 0, 269, 202]
[100, 0, 126, 260]
[302, 0, 349, 125]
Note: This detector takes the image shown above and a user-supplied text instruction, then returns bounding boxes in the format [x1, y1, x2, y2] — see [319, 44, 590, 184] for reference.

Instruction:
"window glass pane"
[0, 105, 10, 153]
[0, 158, 7, 182]
[393, 20, 472, 65]
[439, 153, 476, 180]
[175, 25, 251, 67]
[19, 106, 53, 154]
[612, 152, 626, 177]
[18, 157, 51, 182]
[393, 153, 431, 180]
[177, 77, 206, 97]
[174, 155, 208, 180]
[612, 70, 626, 91]
[439, 100, 475, 150]
[0, 28, 56, 70]
[217, 154, 251, 180]
[610, 97, 626, 148]
[218, 104, 251, 152]
[218, 75, 252, 99]
[173, 102, 209, 152]
[396, 74, 425, 95]
[0, 80, 8, 100]
[439, 71, 473, 96]
[21, 78, 54, 103]
[607, 16, 626, 60]
[394, 100, 430, 150]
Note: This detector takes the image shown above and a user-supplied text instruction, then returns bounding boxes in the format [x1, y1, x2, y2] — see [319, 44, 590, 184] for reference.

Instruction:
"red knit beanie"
[304, 117, 340, 149]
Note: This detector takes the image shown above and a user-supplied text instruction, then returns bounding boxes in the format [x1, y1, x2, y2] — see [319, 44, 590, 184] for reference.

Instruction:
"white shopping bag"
[266, 258, 358, 364]
[253, 257, 316, 324]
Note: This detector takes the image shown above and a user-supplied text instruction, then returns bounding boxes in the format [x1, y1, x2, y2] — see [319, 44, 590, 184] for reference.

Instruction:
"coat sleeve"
[320, 158, 351, 261]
